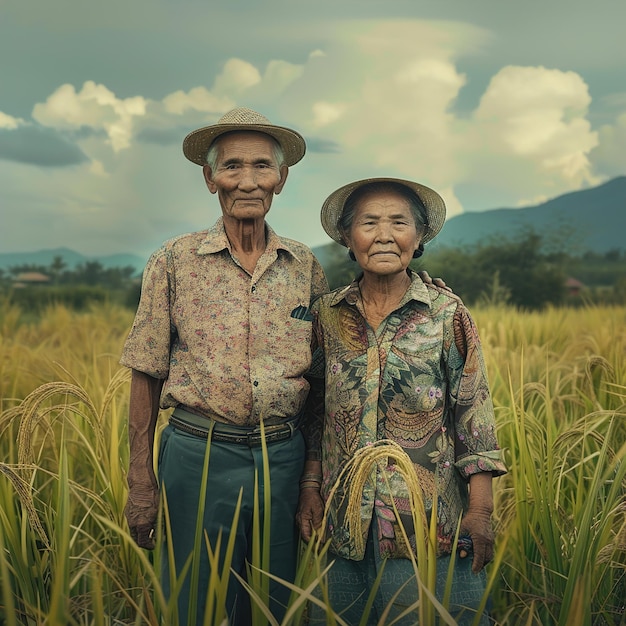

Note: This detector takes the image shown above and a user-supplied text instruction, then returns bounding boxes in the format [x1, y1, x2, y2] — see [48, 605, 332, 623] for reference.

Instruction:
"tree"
[74, 261, 105, 285]
[417, 229, 567, 309]
[8, 264, 49, 277]
[473, 231, 566, 309]
[48, 256, 67, 284]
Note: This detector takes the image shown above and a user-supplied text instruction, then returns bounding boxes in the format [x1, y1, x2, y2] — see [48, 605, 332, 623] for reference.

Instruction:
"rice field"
[0, 300, 624, 625]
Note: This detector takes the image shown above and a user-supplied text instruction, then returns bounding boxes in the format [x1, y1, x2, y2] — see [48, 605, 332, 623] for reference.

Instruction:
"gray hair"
[338, 181, 428, 244]
[206, 132, 286, 170]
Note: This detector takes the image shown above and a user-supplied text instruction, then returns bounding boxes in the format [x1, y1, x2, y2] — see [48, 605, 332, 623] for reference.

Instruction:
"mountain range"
[1, 176, 624, 274]
[432, 175, 625, 253]
[313, 176, 625, 267]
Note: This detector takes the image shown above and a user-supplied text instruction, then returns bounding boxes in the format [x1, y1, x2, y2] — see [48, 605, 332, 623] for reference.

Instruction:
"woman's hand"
[460, 472, 495, 572]
[459, 507, 494, 572]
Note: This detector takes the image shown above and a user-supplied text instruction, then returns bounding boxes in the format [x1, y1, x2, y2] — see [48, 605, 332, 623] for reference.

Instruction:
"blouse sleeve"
[446, 303, 507, 479]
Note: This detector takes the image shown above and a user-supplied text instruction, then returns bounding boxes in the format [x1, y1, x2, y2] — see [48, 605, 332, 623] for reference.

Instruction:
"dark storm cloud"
[0, 126, 88, 167]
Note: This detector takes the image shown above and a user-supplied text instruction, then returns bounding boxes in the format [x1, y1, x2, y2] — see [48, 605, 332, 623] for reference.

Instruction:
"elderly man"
[120, 107, 328, 625]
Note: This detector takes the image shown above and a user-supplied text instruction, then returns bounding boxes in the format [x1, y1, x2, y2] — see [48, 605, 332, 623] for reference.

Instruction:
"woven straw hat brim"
[183, 123, 306, 167]
[321, 177, 447, 246]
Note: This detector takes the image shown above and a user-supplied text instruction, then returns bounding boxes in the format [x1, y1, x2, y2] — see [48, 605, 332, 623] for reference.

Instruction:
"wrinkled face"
[346, 189, 423, 276]
[203, 131, 288, 222]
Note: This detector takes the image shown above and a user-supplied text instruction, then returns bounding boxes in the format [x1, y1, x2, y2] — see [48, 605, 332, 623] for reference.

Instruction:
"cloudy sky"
[2, 0, 625, 260]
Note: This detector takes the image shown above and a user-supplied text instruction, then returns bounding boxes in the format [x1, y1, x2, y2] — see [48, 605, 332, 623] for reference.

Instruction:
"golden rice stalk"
[323, 439, 429, 558]
[0, 462, 50, 548]
[597, 501, 626, 563]
[16, 381, 104, 466]
[99, 366, 131, 421]
[583, 355, 615, 409]
[0, 405, 23, 438]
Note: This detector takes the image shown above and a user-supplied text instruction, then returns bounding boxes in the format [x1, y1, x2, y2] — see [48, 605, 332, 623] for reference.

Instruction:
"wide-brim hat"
[321, 177, 447, 246]
[182, 107, 306, 167]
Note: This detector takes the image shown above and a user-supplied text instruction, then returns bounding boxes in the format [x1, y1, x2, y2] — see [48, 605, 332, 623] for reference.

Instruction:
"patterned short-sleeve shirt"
[307, 271, 507, 560]
[120, 218, 328, 426]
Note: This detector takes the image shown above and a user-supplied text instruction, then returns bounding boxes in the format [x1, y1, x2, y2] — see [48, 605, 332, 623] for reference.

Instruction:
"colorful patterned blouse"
[306, 271, 507, 560]
[120, 218, 328, 426]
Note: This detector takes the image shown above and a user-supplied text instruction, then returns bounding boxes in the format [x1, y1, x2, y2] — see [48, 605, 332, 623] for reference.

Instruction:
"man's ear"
[203, 164, 217, 194]
[274, 165, 289, 194]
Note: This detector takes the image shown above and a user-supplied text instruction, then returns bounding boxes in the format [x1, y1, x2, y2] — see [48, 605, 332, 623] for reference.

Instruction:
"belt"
[169, 407, 301, 447]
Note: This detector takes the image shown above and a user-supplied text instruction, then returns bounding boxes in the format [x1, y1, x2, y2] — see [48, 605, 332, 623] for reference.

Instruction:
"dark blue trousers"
[158, 424, 305, 625]
[309, 528, 491, 625]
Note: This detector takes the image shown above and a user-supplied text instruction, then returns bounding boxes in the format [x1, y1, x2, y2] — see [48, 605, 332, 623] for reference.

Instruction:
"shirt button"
[251, 285, 256, 293]
[253, 380, 259, 386]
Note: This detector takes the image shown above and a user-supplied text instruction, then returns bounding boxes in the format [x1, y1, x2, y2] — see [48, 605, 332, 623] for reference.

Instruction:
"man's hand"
[130, 523, 156, 550]
[125, 487, 159, 549]
[296, 488, 324, 542]
[459, 507, 494, 573]
[126, 370, 163, 550]
[417, 270, 451, 292]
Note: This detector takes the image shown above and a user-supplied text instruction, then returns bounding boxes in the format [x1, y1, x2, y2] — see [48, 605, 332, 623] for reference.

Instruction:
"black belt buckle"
[247, 431, 262, 446]
[246, 421, 295, 446]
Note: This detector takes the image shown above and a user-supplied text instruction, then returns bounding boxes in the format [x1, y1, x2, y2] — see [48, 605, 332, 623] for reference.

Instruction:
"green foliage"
[7, 257, 139, 289]
[492, 356, 626, 625]
[3, 285, 133, 315]
[4, 285, 111, 314]
[317, 243, 360, 290]
[124, 280, 143, 309]
[576, 248, 626, 279]
[320, 229, 626, 310]
[475, 231, 567, 309]
[414, 230, 568, 310]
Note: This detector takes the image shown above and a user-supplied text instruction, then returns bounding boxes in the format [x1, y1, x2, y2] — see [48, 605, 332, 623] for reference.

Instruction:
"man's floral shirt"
[120, 218, 328, 426]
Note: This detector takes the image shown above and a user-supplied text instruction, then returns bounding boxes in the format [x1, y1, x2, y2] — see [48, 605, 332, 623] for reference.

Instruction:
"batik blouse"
[307, 271, 507, 560]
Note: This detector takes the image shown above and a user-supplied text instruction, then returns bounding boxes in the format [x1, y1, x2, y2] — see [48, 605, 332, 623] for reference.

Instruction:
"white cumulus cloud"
[0, 111, 25, 129]
[311, 101, 347, 128]
[284, 20, 475, 197]
[590, 110, 626, 176]
[32, 81, 147, 151]
[213, 58, 262, 95]
[162, 87, 233, 116]
[260, 60, 304, 94]
[473, 66, 599, 185]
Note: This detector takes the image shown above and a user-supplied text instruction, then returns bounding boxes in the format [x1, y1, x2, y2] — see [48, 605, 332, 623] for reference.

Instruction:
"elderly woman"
[297, 177, 507, 625]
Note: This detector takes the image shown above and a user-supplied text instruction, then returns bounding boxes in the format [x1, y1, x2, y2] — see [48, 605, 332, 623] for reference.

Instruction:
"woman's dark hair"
[338, 182, 427, 244]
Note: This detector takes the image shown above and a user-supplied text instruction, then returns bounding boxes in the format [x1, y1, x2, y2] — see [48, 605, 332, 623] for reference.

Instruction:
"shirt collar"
[196, 217, 303, 262]
[329, 270, 432, 308]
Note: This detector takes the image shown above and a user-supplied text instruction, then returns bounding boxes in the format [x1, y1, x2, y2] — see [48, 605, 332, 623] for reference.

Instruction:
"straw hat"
[182, 107, 306, 166]
[320, 177, 447, 245]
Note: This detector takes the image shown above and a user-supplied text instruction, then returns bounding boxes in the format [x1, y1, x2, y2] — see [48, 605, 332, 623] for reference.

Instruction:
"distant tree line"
[0, 256, 138, 289]
[1, 233, 624, 314]
[321, 230, 626, 309]
[0, 256, 140, 313]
